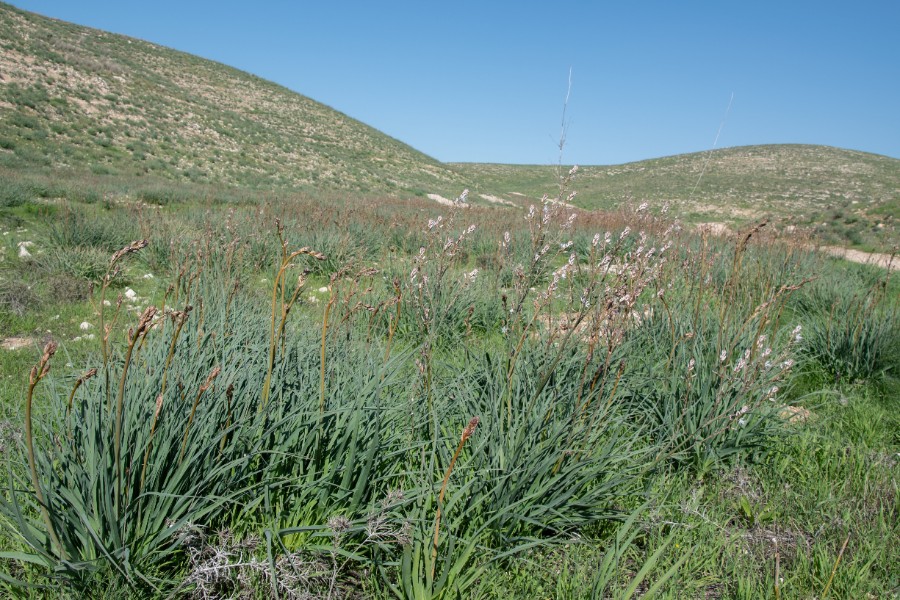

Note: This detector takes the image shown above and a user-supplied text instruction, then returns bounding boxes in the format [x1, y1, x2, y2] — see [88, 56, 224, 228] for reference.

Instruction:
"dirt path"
[693, 222, 897, 272]
[819, 246, 897, 271]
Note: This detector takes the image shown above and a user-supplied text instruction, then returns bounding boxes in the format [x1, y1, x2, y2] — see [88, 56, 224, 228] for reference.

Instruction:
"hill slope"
[455, 144, 899, 249]
[0, 2, 465, 194]
[1, 4, 897, 249]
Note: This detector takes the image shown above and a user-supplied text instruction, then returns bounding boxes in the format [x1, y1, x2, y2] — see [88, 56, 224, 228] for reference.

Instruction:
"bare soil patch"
[1, 336, 35, 351]
[819, 246, 898, 271]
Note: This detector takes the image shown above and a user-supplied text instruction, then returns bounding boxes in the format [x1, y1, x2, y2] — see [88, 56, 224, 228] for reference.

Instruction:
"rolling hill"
[0, 2, 465, 195]
[454, 145, 899, 249]
[1, 2, 897, 249]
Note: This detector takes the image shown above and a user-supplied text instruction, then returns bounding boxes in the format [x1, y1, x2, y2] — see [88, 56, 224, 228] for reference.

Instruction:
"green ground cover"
[1, 179, 896, 598]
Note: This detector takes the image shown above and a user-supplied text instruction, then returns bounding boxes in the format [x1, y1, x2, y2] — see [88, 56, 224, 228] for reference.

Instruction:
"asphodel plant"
[97, 240, 149, 407]
[261, 219, 324, 410]
[25, 341, 66, 560]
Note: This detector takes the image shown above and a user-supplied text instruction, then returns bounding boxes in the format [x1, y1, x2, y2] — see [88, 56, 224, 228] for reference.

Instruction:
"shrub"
[0, 180, 32, 207]
[45, 207, 138, 253]
[0, 279, 40, 316]
[798, 274, 900, 383]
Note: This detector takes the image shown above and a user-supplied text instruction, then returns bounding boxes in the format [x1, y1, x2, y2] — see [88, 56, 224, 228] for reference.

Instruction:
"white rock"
[124, 288, 137, 301]
[80, 321, 93, 331]
[318, 286, 329, 293]
[103, 300, 112, 306]
[143, 273, 154, 279]
[18, 245, 31, 258]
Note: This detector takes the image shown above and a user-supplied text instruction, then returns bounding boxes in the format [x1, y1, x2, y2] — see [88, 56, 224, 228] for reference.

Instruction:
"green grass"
[0, 182, 896, 598]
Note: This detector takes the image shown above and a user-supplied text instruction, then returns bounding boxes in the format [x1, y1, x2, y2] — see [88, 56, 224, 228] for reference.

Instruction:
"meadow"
[0, 172, 897, 599]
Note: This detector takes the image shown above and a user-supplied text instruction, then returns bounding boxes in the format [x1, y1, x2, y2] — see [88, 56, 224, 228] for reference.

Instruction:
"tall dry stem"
[179, 366, 221, 465]
[261, 221, 322, 410]
[25, 342, 67, 559]
[431, 416, 479, 581]
[114, 306, 157, 506]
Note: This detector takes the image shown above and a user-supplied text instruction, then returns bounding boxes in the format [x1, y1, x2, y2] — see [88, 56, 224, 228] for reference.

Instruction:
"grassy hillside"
[0, 2, 465, 195]
[1, 1, 898, 252]
[456, 145, 900, 251]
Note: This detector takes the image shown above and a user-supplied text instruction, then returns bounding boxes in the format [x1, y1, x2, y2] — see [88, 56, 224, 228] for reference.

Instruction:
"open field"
[1, 3, 899, 598]
[1, 182, 898, 598]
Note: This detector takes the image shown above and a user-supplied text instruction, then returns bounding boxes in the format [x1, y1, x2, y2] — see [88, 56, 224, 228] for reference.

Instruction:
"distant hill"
[0, 2, 465, 195]
[1, 3, 897, 249]
[454, 145, 899, 250]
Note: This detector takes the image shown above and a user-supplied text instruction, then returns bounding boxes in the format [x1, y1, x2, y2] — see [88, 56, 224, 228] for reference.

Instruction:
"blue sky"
[9, 1, 900, 165]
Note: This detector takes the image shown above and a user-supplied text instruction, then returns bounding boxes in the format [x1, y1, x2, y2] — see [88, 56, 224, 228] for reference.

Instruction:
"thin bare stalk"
[821, 533, 850, 599]
[66, 368, 97, 427]
[320, 292, 336, 416]
[431, 417, 479, 581]
[139, 307, 191, 494]
[100, 240, 149, 408]
[25, 342, 67, 560]
[114, 307, 157, 505]
[382, 280, 402, 381]
[179, 366, 221, 465]
[261, 229, 322, 410]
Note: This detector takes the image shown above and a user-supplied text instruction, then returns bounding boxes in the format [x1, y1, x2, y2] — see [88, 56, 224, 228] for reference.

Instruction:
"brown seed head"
[42, 341, 58, 360]
[79, 368, 98, 384]
[110, 240, 149, 267]
[298, 247, 326, 261]
[461, 416, 479, 443]
[137, 306, 158, 334]
[199, 366, 221, 393]
[37, 341, 58, 378]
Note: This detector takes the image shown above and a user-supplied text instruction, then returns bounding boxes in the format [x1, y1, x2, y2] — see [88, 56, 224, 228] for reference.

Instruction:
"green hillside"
[455, 144, 899, 250]
[1, 2, 897, 249]
[0, 2, 465, 195]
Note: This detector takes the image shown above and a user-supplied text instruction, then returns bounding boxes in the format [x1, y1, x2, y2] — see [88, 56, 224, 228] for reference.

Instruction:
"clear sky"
[9, 1, 900, 166]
